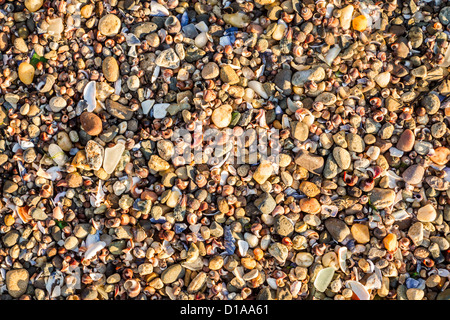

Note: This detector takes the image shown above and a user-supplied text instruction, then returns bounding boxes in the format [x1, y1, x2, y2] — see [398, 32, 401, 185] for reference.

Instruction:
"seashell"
[17, 206, 32, 223]
[114, 79, 122, 95]
[290, 280, 302, 297]
[150, 1, 169, 16]
[128, 45, 137, 58]
[180, 11, 189, 27]
[83, 81, 97, 112]
[365, 273, 381, 290]
[391, 209, 410, 221]
[314, 267, 335, 292]
[124, 279, 141, 298]
[248, 80, 268, 99]
[219, 170, 229, 186]
[125, 33, 141, 46]
[238, 240, 249, 257]
[438, 269, 450, 277]
[338, 246, 349, 274]
[224, 225, 236, 255]
[346, 280, 371, 300]
[267, 277, 278, 290]
[84, 240, 106, 260]
[242, 269, 259, 281]
[323, 45, 341, 65]
[53, 206, 64, 220]
[103, 143, 126, 174]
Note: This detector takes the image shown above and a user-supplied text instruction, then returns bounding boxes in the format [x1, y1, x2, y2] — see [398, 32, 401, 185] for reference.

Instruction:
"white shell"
[150, 1, 169, 16]
[83, 80, 97, 112]
[392, 209, 410, 221]
[324, 45, 341, 65]
[84, 241, 106, 260]
[248, 81, 268, 99]
[267, 277, 278, 290]
[346, 280, 371, 300]
[237, 240, 249, 256]
[338, 246, 349, 274]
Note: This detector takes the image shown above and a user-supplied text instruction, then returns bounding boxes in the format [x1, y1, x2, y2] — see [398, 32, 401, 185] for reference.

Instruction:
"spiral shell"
[124, 279, 141, 298]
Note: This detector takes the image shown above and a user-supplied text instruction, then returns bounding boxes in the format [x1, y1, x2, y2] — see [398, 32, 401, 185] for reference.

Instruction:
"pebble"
[294, 150, 324, 175]
[220, 65, 240, 85]
[417, 204, 437, 222]
[332, 147, 351, 170]
[3, 230, 19, 247]
[402, 164, 425, 185]
[98, 14, 121, 36]
[6, 269, 29, 298]
[148, 155, 170, 172]
[161, 264, 185, 284]
[370, 188, 396, 209]
[430, 147, 450, 165]
[18, 62, 34, 85]
[102, 56, 120, 82]
[346, 133, 365, 153]
[268, 243, 288, 263]
[406, 288, 424, 300]
[325, 218, 350, 242]
[1, 0, 449, 302]
[85, 140, 104, 171]
[299, 181, 320, 197]
[351, 224, 370, 244]
[80, 112, 103, 136]
[383, 233, 398, 252]
[211, 105, 232, 128]
[254, 192, 276, 214]
[155, 48, 180, 69]
[25, 0, 43, 12]
[291, 66, 325, 86]
[274, 215, 294, 237]
[291, 121, 309, 141]
[201, 62, 219, 79]
[106, 99, 134, 120]
[396, 129, 415, 152]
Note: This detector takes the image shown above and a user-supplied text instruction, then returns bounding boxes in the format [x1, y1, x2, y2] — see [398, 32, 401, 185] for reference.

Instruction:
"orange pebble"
[352, 15, 368, 32]
[429, 147, 450, 166]
[253, 248, 264, 261]
[383, 233, 398, 252]
[445, 106, 450, 117]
